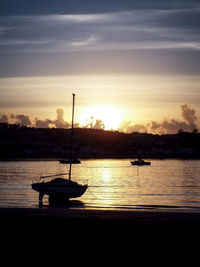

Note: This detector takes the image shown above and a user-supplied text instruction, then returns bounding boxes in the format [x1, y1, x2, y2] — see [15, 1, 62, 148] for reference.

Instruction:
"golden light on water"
[78, 105, 124, 130]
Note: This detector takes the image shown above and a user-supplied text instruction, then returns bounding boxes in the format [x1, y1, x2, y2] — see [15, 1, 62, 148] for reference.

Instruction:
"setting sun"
[79, 105, 123, 130]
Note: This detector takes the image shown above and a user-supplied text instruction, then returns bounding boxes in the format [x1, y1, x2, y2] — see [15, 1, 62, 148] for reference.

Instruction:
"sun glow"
[79, 105, 123, 130]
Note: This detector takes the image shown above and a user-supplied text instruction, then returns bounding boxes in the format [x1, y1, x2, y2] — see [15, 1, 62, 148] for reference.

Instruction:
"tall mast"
[69, 93, 75, 181]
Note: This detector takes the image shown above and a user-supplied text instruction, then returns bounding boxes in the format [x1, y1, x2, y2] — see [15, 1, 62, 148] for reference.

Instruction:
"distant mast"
[69, 93, 75, 181]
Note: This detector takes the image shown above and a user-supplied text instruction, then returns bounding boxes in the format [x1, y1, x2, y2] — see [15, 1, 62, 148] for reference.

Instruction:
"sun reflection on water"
[1, 159, 200, 210]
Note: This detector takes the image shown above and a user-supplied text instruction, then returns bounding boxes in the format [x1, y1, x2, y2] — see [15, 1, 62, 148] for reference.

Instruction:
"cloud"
[1, 104, 199, 134]
[35, 108, 71, 128]
[149, 119, 190, 134]
[0, 114, 9, 123]
[35, 118, 53, 128]
[181, 104, 197, 128]
[54, 108, 70, 128]
[10, 113, 31, 126]
[69, 36, 100, 47]
[0, 26, 14, 36]
[1, 0, 200, 16]
[84, 116, 105, 129]
[1, 4, 200, 78]
[119, 104, 199, 134]
[0, 108, 71, 128]
[118, 121, 147, 133]
[1, 7, 200, 54]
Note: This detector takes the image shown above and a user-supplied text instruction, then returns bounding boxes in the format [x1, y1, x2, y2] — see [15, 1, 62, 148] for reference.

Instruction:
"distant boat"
[59, 158, 81, 164]
[131, 159, 151, 166]
[32, 93, 87, 204]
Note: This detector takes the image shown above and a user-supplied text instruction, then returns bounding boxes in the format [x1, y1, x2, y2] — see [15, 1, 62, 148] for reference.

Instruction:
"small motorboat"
[131, 159, 151, 166]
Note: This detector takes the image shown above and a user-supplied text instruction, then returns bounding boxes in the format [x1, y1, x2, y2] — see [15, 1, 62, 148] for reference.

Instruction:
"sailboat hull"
[32, 178, 88, 199]
[131, 161, 151, 166]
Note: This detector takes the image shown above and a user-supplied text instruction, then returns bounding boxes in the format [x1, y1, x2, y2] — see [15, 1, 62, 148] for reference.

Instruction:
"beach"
[1, 207, 200, 256]
[1, 207, 200, 230]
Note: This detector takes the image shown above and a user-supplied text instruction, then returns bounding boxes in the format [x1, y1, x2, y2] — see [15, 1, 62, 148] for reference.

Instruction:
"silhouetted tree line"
[0, 122, 200, 159]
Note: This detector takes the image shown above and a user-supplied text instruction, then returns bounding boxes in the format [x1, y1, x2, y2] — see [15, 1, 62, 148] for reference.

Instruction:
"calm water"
[0, 159, 200, 211]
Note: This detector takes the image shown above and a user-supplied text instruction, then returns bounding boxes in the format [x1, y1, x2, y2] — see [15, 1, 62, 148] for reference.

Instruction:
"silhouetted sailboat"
[32, 93, 87, 204]
[59, 158, 81, 164]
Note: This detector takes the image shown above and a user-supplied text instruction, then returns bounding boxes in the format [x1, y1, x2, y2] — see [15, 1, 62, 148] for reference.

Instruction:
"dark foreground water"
[0, 159, 200, 211]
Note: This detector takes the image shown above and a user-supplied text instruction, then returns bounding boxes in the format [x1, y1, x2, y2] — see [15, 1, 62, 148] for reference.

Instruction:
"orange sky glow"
[0, 1, 200, 134]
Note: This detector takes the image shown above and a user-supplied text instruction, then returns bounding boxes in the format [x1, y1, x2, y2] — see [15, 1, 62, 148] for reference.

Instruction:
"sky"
[0, 0, 200, 133]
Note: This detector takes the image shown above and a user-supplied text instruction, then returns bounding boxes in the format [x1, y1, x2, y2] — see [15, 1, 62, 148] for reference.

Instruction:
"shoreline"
[1, 157, 200, 161]
[1, 206, 200, 225]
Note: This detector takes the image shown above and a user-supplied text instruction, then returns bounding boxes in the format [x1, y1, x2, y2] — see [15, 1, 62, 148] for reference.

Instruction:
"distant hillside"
[0, 123, 200, 159]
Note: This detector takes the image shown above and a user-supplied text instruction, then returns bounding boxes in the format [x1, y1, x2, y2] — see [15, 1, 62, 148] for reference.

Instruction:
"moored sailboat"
[131, 159, 151, 166]
[32, 93, 88, 204]
[59, 158, 81, 164]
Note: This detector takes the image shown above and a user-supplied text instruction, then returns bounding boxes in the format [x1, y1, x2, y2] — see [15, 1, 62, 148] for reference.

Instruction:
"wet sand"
[1, 207, 200, 250]
[1, 207, 200, 230]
